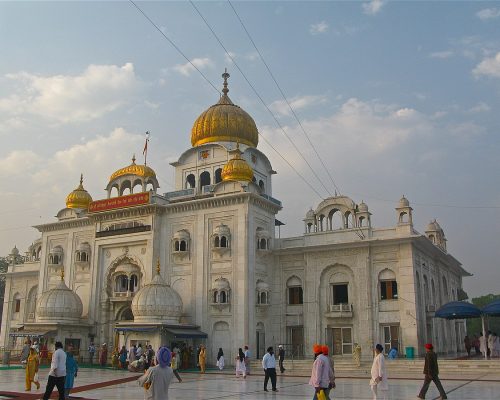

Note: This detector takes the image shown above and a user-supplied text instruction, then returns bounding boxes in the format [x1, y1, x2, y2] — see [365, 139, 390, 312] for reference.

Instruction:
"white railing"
[329, 303, 352, 312]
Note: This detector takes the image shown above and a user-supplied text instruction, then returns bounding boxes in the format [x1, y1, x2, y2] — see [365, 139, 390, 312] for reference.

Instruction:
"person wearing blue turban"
[138, 346, 174, 400]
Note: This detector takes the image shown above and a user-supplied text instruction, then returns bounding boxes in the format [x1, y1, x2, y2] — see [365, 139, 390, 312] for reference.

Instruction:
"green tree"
[466, 294, 500, 336]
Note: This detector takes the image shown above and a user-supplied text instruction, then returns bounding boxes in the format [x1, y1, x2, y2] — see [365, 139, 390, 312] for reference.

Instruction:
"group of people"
[87, 342, 108, 366]
[26, 340, 78, 400]
[465, 331, 500, 358]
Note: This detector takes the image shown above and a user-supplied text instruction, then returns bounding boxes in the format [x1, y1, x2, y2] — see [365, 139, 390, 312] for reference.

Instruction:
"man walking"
[417, 343, 447, 399]
[262, 346, 278, 392]
[369, 344, 388, 400]
[278, 345, 286, 373]
[42, 341, 66, 400]
[244, 345, 251, 375]
[309, 344, 334, 400]
[88, 342, 96, 365]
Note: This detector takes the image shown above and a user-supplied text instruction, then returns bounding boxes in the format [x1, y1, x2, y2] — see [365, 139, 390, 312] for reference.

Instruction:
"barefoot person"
[417, 343, 447, 399]
[369, 344, 388, 400]
[25, 347, 40, 391]
[42, 341, 66, 400]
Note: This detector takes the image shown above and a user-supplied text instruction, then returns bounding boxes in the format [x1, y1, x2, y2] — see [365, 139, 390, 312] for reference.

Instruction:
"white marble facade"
[0, 76, 470, 362]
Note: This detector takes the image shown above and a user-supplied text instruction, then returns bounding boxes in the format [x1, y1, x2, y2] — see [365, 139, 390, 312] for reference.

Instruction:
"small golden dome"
[221, 151, 254, 182]
[191, 70, 259, 148]
[66, 174, 93, 209]
[109, 155, 156, 183]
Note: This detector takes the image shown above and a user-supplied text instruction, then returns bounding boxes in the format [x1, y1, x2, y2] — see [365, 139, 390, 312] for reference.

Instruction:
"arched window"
[359, 216, 365, 227]
[110, 185, 119, 198]
[429, 234, 435, 244]
[399, 211, 408, 223]
[132, 179, 143, 194]
[220, 236, 227, 248]
[259, 238, 267, 250]
[344, 211, 353, 228]
[215, 168, 222, 183]
[442, 276, 448, 300]
[53, 255, 59, 264]
[379, 269, 398, 300]
[214, 236, 220, 247]
[13, 293, 21, 315]
[259, 180, 265, 192]
[220, 291, 227, 303]
[431, 279, 436, 305]
[200, 171, 211, 188]
[328, 209, 343, 230]
[260, 292, 267, 305]
[213, 291, 218, 303]
[186, 174, 196, 189]
[129, 274, 138, 292]
[115, 275, 129, 292]
[287, 276, 303, 305]
[179, 240, 187, 251]
[174, 240, 180, 251]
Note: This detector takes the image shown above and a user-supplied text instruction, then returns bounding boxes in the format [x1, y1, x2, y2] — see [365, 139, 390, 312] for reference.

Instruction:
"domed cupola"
[106, 155, 159, 198]
[131, 260, 183, 324]
[36, 271, 83, 323]
[221, 147, 254, 183]
[191, 69, 259, 148]
[66, 174, 93, 210]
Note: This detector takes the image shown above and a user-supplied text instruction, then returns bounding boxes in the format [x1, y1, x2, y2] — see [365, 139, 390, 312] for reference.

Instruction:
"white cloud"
[476, 8, 500, 20]
[468, 102, 491, 113]
[269, 95, 327, 116]
[362, 0, 385, 15]
[173, 58, 214, 77]
[224, 51, 259, 65]
[429, 50, 454, 59]
[309, 21, 329, 35]
[472, 52, 500, 78]
[0, 63, 141, 123]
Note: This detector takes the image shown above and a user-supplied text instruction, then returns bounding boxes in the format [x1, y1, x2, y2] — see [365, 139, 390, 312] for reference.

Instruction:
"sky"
[0, 1, 499, 298]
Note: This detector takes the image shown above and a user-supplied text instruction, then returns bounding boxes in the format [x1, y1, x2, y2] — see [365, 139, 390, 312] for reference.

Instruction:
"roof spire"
[222, 68, 230, 96]
[132, 154, 136, 164]
[156, 258, 161, 275]
[80, 173, 83, 186]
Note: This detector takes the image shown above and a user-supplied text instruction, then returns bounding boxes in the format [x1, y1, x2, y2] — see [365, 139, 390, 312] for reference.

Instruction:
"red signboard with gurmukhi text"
[88, 192, 150, 213]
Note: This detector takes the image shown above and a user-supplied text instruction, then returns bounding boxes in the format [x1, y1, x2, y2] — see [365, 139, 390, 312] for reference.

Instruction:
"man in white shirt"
[262, 346, 278, 392]
[42, 341, 67, 400]
[370, 344, 388, 400]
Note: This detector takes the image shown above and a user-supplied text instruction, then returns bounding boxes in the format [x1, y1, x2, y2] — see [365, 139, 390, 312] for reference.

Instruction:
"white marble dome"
[358, 201, 369, 212]
[132, 272, 183, 324]
[399, 196, 410, 207]
[36, 279, 83, 322]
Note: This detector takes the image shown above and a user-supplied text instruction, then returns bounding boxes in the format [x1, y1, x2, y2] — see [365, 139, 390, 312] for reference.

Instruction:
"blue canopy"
[434, 301, 482, 319]
[482, 299, 500, 316]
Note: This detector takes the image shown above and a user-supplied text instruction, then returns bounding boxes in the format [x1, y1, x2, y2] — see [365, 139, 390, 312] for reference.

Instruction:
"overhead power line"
[228, 0, 342, 196]
[189, 0, 332, 199]
[129, 0, 326, 200]
[128, 0, 220, 95]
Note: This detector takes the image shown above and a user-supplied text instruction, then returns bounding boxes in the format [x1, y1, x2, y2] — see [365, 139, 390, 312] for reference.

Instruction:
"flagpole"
[143, 131, 150, 165]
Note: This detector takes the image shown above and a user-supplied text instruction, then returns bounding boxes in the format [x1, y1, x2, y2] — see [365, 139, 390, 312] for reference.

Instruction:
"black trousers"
[279, 358, 285, 373]
[43, 375, 65, 400]
[418, 375, 447, 399]
[264, 368, 277, 390]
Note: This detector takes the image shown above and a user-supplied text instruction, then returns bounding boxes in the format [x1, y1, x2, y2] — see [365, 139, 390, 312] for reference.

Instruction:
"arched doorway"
[256, 322, 265, 359]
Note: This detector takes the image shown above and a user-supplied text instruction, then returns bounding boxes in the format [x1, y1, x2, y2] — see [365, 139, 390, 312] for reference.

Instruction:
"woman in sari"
[138, 347, 174, 400]
[216, 348, 224, 371]
[119, 345, 128, 369]
[198, 345, 206, 373]
[65, 348, 78, 399]
[235, 348, 246, 378]
[25, 347, 40, 391]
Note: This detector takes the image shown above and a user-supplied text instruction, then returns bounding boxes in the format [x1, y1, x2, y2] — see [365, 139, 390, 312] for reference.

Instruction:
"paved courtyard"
[1, 367, 499, 399]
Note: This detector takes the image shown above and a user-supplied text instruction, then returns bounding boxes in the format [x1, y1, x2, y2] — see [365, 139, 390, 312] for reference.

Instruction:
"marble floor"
[0, 367, 499, 399]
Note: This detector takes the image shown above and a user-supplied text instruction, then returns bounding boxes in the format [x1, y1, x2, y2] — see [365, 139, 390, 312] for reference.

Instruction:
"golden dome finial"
[66, 174, 93, 209]
[222, 68, 230, 96]
[156, 258, 161, 275]
[132, 154, 136, 164]
[221, 149, 254, 182]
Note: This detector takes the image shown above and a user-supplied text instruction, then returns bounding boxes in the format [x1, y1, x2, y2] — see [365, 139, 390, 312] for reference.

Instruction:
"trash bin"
[2, 350, 10, 366]
[405, 346, 414, 359]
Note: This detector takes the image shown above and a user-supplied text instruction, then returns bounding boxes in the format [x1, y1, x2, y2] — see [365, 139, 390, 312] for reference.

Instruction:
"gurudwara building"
[0, 72, 470, 363]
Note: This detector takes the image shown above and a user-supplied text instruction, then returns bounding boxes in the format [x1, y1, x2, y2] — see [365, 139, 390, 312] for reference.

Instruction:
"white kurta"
[370, 353, 389, 390]
[137, 365, 174, 400]
[217, 356, 225, 370]
[235, 358, 246, 376]
[480, 336, 487, 354]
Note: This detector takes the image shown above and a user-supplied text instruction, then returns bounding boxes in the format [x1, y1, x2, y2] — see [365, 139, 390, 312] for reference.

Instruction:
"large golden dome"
[221, 150, 254, 182]
[66, 174, 93, 209]
[109, 155, 156, 183]
[191, 70, 259, 148]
